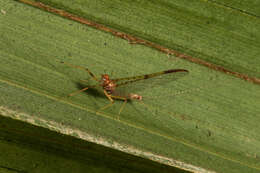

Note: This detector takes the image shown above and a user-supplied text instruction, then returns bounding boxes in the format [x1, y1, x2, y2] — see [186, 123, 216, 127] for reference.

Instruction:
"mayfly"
[60, 61, 188, 114]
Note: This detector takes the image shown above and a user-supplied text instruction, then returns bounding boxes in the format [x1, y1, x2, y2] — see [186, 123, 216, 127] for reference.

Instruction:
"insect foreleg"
[60, 61, 99, 81]
[67, 84, 99, 97]
[68, 87, 89, 97]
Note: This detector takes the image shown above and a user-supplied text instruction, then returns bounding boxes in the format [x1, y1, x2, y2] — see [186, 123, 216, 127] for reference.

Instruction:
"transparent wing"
[111, 69, 188, 98]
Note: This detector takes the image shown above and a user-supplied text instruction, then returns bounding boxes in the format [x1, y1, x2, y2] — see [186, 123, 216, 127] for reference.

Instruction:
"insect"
[60, 61, 188, 115]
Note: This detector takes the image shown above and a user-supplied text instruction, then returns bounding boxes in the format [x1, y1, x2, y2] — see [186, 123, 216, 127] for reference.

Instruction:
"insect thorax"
[103, 81, 116, 94]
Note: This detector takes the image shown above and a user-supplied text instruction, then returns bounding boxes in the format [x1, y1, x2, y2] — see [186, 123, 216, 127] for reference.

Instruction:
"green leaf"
[1, 0, 260, 172]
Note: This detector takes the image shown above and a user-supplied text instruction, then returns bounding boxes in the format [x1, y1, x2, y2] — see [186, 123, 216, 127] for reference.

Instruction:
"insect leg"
[98, 90, 115, 112]
[119, 99, 127, 115]
[67, 84, 99, 97]
[59, 61, 99, 81]
[68, 87, 89, 97]
[110, 96, 127, 115]
[103, 90, 114, 102]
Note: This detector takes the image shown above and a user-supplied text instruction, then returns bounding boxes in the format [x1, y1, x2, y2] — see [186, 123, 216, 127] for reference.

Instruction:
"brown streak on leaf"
[18, 0, 260, 85]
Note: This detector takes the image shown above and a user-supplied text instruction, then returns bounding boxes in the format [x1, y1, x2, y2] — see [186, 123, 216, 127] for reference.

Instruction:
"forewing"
[111, 69, 188, 98]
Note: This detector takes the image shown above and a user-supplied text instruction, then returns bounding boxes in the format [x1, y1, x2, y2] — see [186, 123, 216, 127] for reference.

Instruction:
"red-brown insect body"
[59, 61, 188, 115]
[101, 74, 116, 95]
[101, 74, 142, 100]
